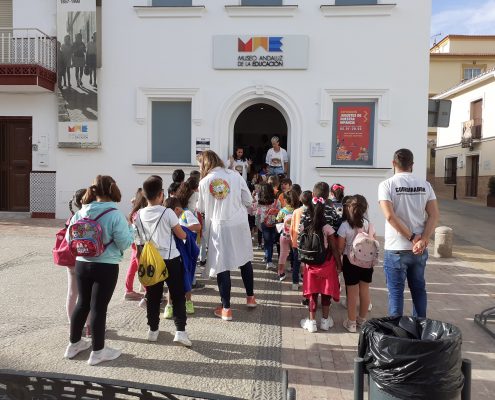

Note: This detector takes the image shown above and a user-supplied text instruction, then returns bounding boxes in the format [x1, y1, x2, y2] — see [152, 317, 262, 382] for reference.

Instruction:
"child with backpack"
[64, 175, 133, 366]
[134, 176, 192, 347]
[254, 183, 280, 271]
[299, 182, 342, 333]
[124, 188, 147, 301]
[337, 195, 378, 333]
[163, 184, 201, 318]
[276, 189, 300, 281]
[330, 183, 345, 221]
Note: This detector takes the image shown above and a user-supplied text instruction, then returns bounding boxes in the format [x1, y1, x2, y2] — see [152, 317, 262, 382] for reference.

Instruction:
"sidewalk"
[0, 216, 494, 399]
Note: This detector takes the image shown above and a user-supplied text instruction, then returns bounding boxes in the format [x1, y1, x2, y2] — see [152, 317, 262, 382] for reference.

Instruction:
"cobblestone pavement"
[0, 217, 282, 399]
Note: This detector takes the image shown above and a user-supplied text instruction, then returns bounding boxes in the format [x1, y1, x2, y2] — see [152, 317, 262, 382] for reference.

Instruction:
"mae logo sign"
[213, 35, 308, 70]
[58, 121, 98, 146]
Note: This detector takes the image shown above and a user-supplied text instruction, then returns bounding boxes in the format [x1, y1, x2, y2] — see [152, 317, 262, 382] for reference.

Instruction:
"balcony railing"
[461, 118, 482, 149]
[0, 28, 56, 72]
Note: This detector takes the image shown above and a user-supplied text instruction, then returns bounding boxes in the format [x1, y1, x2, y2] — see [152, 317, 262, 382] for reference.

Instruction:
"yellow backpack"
[136, 210, 169, 287]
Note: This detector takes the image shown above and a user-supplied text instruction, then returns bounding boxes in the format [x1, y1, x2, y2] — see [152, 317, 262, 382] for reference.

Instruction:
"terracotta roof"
[430, 34, 495, 51]
[430, 53, 495, 57]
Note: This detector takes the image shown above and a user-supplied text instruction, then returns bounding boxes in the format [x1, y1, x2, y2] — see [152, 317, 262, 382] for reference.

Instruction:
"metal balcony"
[461, 118, 482, 150]
[0, 28, 57, 92]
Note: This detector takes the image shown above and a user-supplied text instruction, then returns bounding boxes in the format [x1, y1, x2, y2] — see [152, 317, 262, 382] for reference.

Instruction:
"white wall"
[436, 78, 495, 147]
[13, 0, 56, 35]
[9, 0, 432, 233]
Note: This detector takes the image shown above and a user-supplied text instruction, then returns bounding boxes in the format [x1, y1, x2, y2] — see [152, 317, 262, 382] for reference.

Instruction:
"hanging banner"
[332, 102, 375, 166]
[57, 0, 98, 148]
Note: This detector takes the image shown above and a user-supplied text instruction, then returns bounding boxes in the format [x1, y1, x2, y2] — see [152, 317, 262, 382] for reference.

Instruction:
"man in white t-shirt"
[378, 149, 439, 318]
[265, 136, 288, 176]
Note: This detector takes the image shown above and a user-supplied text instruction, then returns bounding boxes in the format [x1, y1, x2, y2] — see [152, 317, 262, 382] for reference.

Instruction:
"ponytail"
[82, 185, 97, 204]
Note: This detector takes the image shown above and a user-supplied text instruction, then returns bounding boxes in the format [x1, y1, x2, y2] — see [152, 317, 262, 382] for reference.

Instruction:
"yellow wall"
[447, 38, 495, 54]
[429, 57, 495, 95]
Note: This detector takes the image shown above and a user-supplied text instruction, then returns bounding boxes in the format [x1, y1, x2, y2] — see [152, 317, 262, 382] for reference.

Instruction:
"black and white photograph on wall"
[57, 0, 99, 146]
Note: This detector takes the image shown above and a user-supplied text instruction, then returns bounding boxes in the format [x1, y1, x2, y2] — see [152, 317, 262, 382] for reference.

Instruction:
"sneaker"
[301, 298, 309, 306]
[191, 282, 205, 291]
[138, 298, 147, 310]
[357, 316, 367, 328]
[87, 346, 122, 366]
[214, 306, 232, 321]
[199, 260, 206, 267]
[124, 291, 142, 301]
[368, 303, 373, 312]
[278, 273, 286, 282]
[246, 295, 257, 308]
[320, 317, 334, 331]
[173, 331, 192, 347]
[64, 338, 91, 359]
[343, 319, 357, 333]
[163, 304, 173, 319]
[300, 318, 317, 333]
[147, 329, 159, 342]
[291, 283, 300, 291]
[185, 300, 195, 314]
[266, 262, 276, 270]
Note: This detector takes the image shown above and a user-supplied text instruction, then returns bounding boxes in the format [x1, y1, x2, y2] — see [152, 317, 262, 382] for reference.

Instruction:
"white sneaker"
[138, 298, 147, 310]
[173, 331, 192, 347]
[64, 338, 91, 359]
[300, 318, 317, 333]
[87, 346, 122, 366]
[291, 283, 300, 291]
[368, 302, 373, 312]
[343, 319, 357, 333]
[147, 329, 159, 342]
[320, 317, 334, 331]
[266, 262, 276, 270]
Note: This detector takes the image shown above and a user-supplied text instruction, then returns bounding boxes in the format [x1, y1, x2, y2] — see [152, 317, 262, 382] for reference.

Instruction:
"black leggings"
[146, 256, 186, 331]
[70, 261, 119, 351]
[216, 261, 254, 309]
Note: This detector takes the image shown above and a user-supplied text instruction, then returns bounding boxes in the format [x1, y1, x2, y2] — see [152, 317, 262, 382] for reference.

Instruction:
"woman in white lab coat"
[197, 150, 257, 321]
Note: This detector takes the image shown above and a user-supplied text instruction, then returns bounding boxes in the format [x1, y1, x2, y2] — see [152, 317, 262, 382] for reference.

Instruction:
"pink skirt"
[302, 257, 340, 301]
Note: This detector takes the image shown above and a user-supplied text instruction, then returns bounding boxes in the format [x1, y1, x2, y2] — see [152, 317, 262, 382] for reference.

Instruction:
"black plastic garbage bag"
[358, 316, 464, 400]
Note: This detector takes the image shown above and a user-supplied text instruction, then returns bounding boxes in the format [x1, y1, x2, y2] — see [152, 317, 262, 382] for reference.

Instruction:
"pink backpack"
[53, 219, 76, 267]
[68, 208, 116, 257]
[263, 201, 280, 228]
[348, 222, 379, 269]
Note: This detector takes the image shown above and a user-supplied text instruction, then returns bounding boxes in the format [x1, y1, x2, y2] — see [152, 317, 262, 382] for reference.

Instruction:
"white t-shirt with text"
[134, 205, 180, 259]
[378, 172, 436, 251]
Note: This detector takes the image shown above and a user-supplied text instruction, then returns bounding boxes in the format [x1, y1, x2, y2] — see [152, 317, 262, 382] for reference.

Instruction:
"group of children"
[250, 176, 376, 333]
[60, 165, 377, 365]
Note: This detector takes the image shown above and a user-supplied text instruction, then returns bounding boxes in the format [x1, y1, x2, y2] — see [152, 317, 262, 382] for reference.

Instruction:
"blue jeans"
[269, 166, 284, 176]
[262, 224, 277, 263]
[383, 250, 429, 318]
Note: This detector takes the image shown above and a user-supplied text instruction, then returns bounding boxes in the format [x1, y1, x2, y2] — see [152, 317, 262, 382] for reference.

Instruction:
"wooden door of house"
[0, 118, 32, 211]
[466, 155, 479, 197]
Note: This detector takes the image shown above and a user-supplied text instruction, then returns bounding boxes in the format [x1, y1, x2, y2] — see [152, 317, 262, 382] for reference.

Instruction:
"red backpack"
[263, 201, 280, 228]
[53, 218, 76, 267]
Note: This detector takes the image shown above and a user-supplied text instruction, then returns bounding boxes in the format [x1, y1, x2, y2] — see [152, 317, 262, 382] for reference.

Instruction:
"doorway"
[233, 103, 288, 177]
[0, 118, 32, 211]
[466, 155, 479, 197]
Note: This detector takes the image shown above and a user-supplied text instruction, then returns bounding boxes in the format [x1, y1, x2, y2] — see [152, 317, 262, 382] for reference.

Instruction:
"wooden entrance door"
[0, 118, 32, 211]
[466, 155, 479, 197]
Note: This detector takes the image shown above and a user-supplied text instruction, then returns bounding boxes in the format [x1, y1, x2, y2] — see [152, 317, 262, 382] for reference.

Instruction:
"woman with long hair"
[197, 150, 256, 321]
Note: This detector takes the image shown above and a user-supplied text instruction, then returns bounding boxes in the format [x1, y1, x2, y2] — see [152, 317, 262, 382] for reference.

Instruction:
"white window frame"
[136, 88, 201, 165]
[134, 0, 205, 18]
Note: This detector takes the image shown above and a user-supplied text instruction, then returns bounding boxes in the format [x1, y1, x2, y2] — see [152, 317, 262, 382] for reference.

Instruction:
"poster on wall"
[57, 0, 98, 147]
[331, 102, 375, 166]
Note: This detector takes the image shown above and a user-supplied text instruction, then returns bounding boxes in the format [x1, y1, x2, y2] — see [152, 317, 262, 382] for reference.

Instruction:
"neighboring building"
[428, 35, 495, 180]
[0, 0, 432, 235]
[433, 69, 495, 202]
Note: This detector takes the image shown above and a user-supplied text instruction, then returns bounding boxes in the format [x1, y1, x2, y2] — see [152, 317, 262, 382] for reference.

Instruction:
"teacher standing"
[265, 136, 289, 176]
[197, 150, 257, 321]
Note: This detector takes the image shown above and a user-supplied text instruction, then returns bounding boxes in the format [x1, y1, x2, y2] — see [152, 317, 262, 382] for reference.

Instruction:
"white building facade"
[0, 0, 432, 234]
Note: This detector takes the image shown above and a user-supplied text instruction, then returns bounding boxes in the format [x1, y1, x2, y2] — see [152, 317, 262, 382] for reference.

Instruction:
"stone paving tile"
[281, 251, 495, 400]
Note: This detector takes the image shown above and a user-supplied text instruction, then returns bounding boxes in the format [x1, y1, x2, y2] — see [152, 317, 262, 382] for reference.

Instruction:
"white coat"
[197, 167, 253, 276]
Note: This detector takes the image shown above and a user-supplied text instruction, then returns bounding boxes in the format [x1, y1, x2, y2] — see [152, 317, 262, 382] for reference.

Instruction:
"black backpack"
[298, 227, 328, 266]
